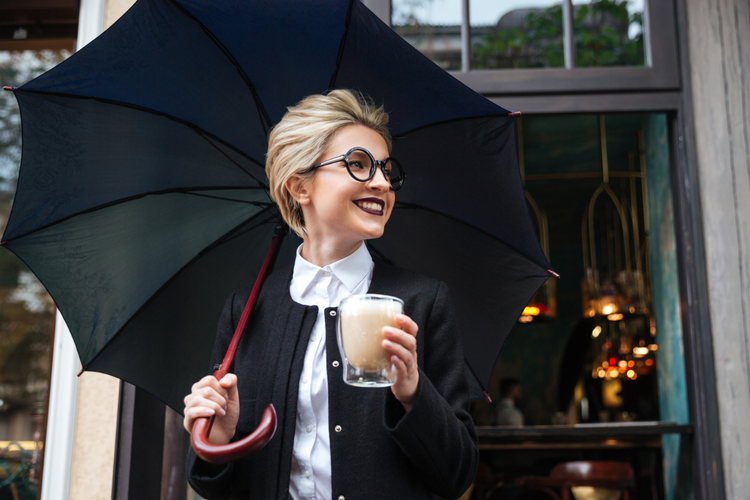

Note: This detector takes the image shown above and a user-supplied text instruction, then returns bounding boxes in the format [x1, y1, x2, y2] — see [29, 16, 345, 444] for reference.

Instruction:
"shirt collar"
[292, 242, 373, 296]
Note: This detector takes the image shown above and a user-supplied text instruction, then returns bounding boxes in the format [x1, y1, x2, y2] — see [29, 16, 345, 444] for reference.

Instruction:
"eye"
[349, 161, 366, 170]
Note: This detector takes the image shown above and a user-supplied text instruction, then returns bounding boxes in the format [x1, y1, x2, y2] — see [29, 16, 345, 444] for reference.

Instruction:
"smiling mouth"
[353, 198, 385, 216]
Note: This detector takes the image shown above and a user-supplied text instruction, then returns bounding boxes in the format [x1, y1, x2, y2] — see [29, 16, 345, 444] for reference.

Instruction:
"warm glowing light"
[627, 360, 635, 367]
[629, 306, 635, 314]
[645, 359, 654, 367]
[619, 366, 627, 373]
[633, 347, 649, 357]
[519, 315, 533, 323]
[618, 360, 628, 368]
[610, 370, 619, 378]
[523, 306, 540, 316]
[649, 344, 658, 351]
[598, 369, 606, 378]
[627, 369, 636, 379]
[602, 305, 616, 315]
[607, 313, 624, 321]
[589, 310, 596, 317]
[602, 361, 609, 368]
[592, 326, 602, 338]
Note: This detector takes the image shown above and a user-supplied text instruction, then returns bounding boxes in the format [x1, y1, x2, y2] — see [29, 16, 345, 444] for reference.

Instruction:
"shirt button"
[302, 377, 309, 384]
[335, 425, 342, 433]
[332, 360, 340, 367]
[305, 470, 311, 478]
[310, 335, 317, 342]
[306, 424, 313, 433]
[324, 271, 331, 277]
[330, 310, 337, 317]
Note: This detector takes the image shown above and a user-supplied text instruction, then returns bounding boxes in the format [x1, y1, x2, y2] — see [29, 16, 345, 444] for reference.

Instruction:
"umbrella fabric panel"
[21, 0, 270, 162]
[176, 0, 348, 126]
[4, 93, 265, 242]
[392, 114, 550, 270]
[7, 189, 270, 365]
[370, 209, 549, 396]
[333, 0, 505, 136]
[89, 222, 303, 412]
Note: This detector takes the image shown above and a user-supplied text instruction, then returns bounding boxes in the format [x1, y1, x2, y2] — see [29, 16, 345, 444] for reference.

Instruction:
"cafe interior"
[466, 112, 691, 500]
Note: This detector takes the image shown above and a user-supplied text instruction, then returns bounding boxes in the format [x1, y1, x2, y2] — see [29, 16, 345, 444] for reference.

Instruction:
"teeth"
[357, 201, 382, 212]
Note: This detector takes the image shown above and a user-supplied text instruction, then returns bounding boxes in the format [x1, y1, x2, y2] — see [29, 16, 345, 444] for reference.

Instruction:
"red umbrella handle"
[190, 225, 286, 463]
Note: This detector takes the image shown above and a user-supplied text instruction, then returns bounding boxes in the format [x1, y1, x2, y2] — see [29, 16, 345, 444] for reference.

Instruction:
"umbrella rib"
[327, 0, 355, 91]
[393, 201, 553, 274]
[197, 134, 269, 190]
[3, 186, 269, 244]
[184, 191, 273, 205]
[13, 88, 267, 179]
[211, 212, 282, 248]
[364, 241, 394, 265]
[166, 0, 273, 136]
[81, 207, 281, 369]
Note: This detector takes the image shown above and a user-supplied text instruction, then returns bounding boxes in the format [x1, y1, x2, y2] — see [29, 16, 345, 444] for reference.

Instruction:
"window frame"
[379, 0, 680, 95]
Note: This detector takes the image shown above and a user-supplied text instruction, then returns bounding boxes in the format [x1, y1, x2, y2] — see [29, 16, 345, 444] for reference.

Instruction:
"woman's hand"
[382, 314, 419, 412]
[183, 374, 240, 445]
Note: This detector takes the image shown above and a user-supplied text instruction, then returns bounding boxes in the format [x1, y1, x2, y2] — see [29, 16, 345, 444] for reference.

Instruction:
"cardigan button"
[330, 310, 337, 317]
[335, 425, 342, 432]
[338, 496, 345, 500]
[332, 361, 340, 367]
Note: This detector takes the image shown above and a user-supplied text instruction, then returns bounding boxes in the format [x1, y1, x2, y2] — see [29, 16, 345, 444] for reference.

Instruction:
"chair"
[515, 461, 635, 500]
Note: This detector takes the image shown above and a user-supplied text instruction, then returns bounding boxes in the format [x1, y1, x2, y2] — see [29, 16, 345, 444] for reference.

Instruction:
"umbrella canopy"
[3, 0, 553, 411]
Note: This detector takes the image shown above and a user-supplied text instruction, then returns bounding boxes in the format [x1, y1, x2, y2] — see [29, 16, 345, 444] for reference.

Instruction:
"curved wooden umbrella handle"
[191, 402, 277, 464]
[190, 226, 287, 464]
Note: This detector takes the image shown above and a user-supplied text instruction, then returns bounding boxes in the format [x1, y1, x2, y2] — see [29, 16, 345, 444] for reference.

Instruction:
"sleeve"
[185, 291, 239, 500]
[382, 281, 479, 499]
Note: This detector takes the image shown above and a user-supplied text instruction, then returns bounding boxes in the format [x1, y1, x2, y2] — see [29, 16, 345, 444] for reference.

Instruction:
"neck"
[300, 237, 363, 268]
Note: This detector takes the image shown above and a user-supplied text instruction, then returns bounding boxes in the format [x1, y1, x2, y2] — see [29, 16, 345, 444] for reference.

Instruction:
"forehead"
[328, 124, 389, 158]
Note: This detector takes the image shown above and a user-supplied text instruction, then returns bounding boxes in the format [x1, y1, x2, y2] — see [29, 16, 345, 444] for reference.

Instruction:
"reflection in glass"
[0, 49, 69, 498]
[572, 0, 644, 66]
[392, 0, 463, 70]
[470, 0, 564, 69]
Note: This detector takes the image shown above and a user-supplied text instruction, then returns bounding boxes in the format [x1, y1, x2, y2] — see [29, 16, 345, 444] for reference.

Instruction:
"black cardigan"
[187, 260, 479, 500]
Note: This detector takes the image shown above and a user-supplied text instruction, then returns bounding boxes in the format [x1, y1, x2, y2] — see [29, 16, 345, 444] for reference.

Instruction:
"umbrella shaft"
[214, 226, 286, 381]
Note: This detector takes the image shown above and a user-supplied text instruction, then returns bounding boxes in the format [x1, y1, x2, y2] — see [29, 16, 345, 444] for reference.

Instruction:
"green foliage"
[471, 0, 643, 70]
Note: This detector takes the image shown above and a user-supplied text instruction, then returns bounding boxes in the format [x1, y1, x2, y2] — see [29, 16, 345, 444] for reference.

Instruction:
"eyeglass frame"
[306, 147, 405, 191]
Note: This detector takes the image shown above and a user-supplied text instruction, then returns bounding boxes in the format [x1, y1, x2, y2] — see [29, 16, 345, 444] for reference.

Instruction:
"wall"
[65, 0, 136, 498]
[685, 0, 750, 496]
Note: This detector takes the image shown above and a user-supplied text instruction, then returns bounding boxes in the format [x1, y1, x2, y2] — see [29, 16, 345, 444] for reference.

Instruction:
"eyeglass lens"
[346, 150, 404, 190]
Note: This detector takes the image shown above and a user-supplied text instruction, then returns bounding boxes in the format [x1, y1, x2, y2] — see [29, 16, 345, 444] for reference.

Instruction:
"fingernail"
[219, 408, 226, 416]
[383, 340, 393, 348]
[383, 327, 394, 335]
[206, 409, 215, 416]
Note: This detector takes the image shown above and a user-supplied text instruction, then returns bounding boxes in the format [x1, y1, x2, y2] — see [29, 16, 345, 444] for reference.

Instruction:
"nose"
[367, 165, 391, 191]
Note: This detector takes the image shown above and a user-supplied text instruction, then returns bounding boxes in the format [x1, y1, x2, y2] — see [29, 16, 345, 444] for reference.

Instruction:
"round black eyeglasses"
[307, 147, 405, 191]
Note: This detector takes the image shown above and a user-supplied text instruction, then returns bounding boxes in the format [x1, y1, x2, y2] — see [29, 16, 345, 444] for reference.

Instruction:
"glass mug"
[336, 294, 404, 387]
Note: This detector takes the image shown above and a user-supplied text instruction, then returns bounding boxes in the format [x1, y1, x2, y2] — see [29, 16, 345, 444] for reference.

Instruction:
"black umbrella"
[2, 0, 554, 420]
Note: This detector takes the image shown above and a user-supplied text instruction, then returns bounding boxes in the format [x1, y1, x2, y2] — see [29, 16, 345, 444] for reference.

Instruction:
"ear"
[285, 176, 311, 205]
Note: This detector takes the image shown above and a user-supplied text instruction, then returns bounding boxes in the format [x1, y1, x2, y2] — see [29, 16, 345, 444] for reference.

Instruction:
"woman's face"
[299, 124, 395, 245]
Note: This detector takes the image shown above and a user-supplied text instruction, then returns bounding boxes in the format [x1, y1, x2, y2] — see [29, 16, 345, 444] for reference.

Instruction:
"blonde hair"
[266, 89, 391, 237]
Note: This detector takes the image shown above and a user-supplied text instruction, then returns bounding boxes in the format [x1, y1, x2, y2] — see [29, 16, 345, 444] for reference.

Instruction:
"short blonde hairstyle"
[266, 89, 392, 237]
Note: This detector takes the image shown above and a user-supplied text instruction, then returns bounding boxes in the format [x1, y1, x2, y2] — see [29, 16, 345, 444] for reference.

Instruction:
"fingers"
[219, 374, 239, 402]
[395, 314, 418, 336]
[382, 326, 417, 353]
[382, 334, 416, 368]
[183, 374, 237, 433]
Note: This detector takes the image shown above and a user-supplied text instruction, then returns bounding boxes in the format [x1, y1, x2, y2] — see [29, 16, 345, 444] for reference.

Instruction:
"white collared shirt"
[288, 242, 374, 500]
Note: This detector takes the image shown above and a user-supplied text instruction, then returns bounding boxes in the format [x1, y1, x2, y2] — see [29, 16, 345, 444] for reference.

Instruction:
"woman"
[184, 90, 478, 500]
